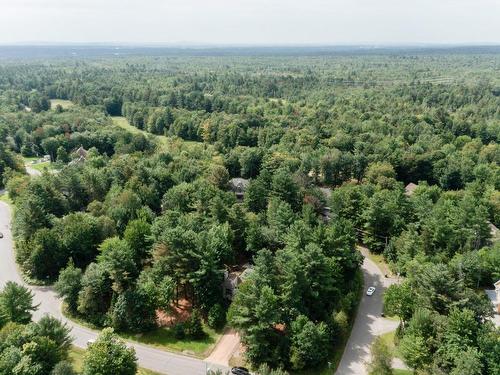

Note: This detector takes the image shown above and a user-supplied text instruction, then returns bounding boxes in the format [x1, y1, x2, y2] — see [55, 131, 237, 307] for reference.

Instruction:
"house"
[223, 264, 254, 300]
[485, 280, 500, 327]
[495, 280, 500, 314]
[404, 182, 418, 196]
[228, 178, 250, 201]
[489, 222, 499, 243]
[69, 146, 88, 165]
[76, 146, 88, 160]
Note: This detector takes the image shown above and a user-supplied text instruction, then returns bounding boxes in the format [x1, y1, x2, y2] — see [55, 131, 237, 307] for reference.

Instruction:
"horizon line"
[1, 42, 500, 48]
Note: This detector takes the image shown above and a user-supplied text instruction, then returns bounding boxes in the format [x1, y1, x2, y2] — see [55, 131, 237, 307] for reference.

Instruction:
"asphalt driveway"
[335, 248, 399, 375]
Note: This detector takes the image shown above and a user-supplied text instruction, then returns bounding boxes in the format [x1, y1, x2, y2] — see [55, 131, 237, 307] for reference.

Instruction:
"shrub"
[173, 323, 185, 339]
[368, 336, 393, 375]
[50, 361, 77, 375]
[184, 309, 205, 339]
[333, 310, 349, 338]
[208, 304, 226, 329]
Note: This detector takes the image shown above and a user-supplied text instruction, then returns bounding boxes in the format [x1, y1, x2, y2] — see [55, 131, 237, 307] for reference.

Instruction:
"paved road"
[335, 248, 399, 375]
[0, 200, 227, 375]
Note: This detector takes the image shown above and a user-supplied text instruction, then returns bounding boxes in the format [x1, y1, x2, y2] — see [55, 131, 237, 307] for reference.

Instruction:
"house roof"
[76, 146, 87, 157]
[494, 280, 500, 288]
[405, 182, 418, 196]
[490, 222, 499, 237]
[229, 178, 250, 192]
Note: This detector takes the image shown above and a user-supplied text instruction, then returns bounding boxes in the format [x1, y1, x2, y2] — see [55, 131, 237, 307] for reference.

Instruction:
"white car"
[366, 287, 376, 296]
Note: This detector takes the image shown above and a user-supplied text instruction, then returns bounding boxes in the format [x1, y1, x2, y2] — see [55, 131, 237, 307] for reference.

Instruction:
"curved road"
[335, 248, 399, 375]
[0, 200, 227, 375]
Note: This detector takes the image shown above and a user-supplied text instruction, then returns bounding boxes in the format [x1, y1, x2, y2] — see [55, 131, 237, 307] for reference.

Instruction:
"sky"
[0, 0, 499, 45]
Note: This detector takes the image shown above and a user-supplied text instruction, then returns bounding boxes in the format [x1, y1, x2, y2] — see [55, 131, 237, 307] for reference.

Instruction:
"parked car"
[366, 287, 376, 296]
[231, 367, 250, 375]
[0, 232, 3, 238]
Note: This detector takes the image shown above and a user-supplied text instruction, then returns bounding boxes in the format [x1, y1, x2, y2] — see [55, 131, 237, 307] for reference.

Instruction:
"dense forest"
[0, 48, 499, 374]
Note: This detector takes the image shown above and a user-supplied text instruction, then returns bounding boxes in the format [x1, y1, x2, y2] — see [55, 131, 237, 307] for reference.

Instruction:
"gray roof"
[229, 178, 250, 193]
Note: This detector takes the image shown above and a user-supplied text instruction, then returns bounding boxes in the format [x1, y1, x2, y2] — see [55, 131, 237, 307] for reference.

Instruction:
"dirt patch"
[156, 298, 192, 327]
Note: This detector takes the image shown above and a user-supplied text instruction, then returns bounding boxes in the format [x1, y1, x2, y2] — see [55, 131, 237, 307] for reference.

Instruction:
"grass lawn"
[23, 156, 58, 172]
[31, 161, 52, 171]
[50, 99, 74, 109]
[112, 116, 144, 135]
[22, 156, 39, 162]
[0, 192, 12, 205]
[394, 370, 413, 375]
[120, 324, 220, 358]
[379, 330, 413, 373]
[69, 346, 163, 375]
[111, 116, 212, 154]
[380, 330, 404, 359]
[63, 305, 219, 359]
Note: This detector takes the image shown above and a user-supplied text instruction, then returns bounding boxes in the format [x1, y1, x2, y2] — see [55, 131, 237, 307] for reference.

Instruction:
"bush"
[333, 310, 349, 338]
[184, 309, 205, 339]
[50, 361, 76, 375]
[368, 336, 393, 375]
[257, 364, 290, 375]
[173, 323, 185, 339]
[208, 304, 226, 329]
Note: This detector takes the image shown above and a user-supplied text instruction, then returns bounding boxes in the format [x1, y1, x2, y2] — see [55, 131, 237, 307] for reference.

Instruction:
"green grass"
[111, 116, 212, 154]
[22, 156, 39, 162]
[380, 330, 405, 359]
[63, 305, 219, 359]
[31, 161, 52, 171]
[23, 156, 58, 172]
[69, 346, 163, 375]
[50, 99, 74, 109]
[69, 346, 85, 372]
[120, 324, 220, 358]
[0, 192, 12, 205]
[112, 116, 144, 135]
[363, 249, 393, 277]
[394, 370, 413, 375]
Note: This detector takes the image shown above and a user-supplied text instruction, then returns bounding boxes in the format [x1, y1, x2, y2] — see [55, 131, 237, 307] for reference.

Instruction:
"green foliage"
[97, 237, 138, 293]
[207, 304, 226, 329]
[289, 315, 330, 370]
[123, 219, 152, 266]
[399, 333, 431, 371]
[0, 282, 38, 324]
[54, 261, 83, 313]
[82, 328, 137, 375]
[368, 336, 393, 375]
[184, 310, 205, 339]
[50, 361, 76, 375]
[383, 283, 415, 325]
[3, 51, 499, 373]
[0, 315, 72, 375]
[77, 263, 112, 326]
